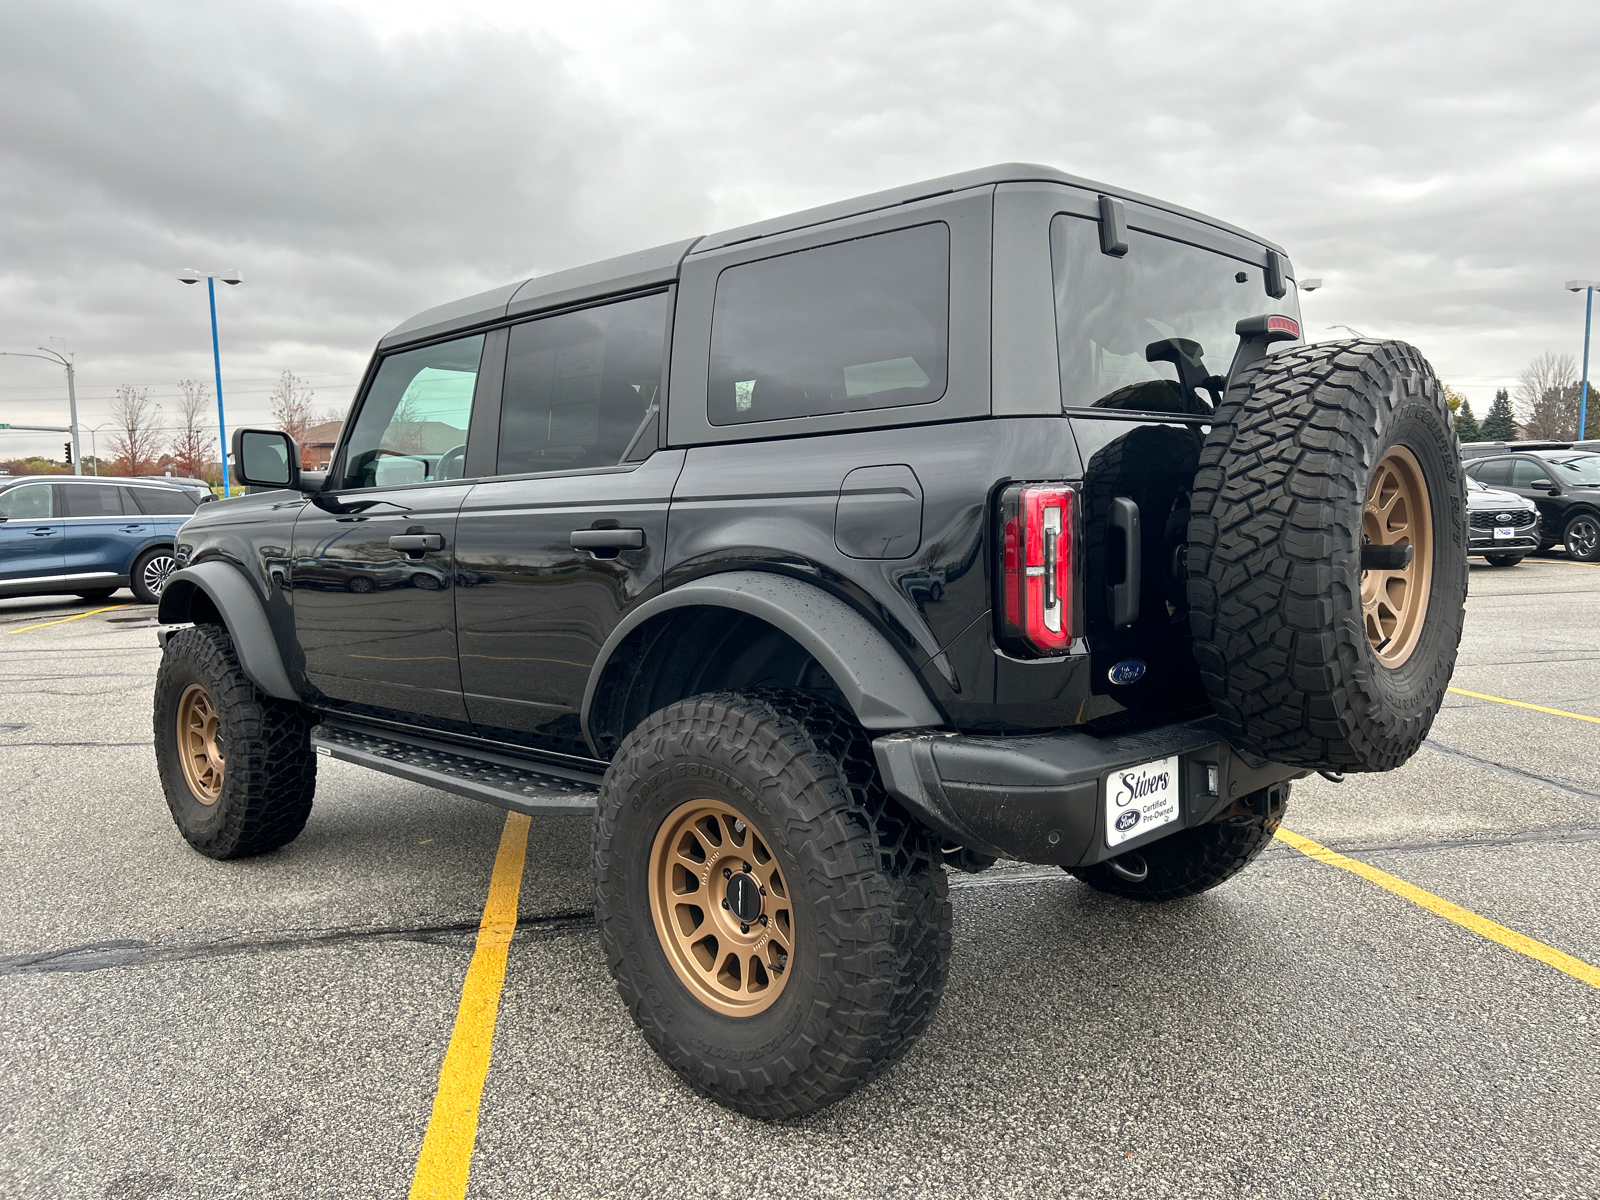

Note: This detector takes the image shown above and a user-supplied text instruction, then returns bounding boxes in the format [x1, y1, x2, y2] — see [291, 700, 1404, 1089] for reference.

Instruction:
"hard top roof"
[0, 475, 200, 488]
[380, 162, 1287, 350]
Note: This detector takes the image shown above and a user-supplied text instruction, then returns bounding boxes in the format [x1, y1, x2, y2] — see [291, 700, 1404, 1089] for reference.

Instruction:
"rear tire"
[154, 624, 316, 859]
[593, 689, 950, 1119]
[1188, 339, 1468, 772]
[75, 588, 117, 601]
[1070, 783, 1289, 903]
[1484, 553, 1525, 567]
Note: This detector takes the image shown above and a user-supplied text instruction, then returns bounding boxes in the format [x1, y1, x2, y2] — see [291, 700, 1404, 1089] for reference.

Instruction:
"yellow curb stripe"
[1446, 686, 1600, 726]
[410, 812, 532, 1200]
[1275, 827, 1600, 990]
[5, 605, 127, 635]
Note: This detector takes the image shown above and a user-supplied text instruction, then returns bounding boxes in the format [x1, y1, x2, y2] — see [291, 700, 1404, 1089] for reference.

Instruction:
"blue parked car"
[0, 475, 210, 604]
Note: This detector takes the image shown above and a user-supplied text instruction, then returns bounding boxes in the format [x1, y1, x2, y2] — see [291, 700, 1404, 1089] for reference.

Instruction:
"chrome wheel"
[142, 552, 177, 597]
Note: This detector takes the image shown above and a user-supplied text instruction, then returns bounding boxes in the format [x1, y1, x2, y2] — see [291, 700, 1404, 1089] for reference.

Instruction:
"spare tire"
[1187, 339, 1466, 772]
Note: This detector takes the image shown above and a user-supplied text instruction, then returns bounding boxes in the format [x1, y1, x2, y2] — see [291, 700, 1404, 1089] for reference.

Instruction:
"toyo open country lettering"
[149, 163, 1467, 1119]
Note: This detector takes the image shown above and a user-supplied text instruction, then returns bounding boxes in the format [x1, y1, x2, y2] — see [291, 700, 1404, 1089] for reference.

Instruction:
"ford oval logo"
[1108, 659, 1146, 686]
[1115, 810, 1141, 832]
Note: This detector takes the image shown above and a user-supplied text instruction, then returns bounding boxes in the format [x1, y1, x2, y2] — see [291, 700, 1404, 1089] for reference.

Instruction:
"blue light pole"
[178, 268, 242, 495]
[1568, 280, 1594, 442]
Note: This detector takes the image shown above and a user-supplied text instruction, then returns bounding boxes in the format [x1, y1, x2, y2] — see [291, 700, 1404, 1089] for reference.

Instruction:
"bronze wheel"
[648, 798, 792, 1017]
[175, 683, 224, 804]
[1361, 445, 1434, 668]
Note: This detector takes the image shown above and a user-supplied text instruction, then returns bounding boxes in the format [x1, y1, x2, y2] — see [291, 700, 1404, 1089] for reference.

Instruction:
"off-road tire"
[593, 689, 951, 1120]
[75, 588, 117, 601]
[1484, 553, 1525, 567]
[1563, 512, 1600, 562]
[130, 546, 177, 604]
[1069, 782, 1289, 903]
[154, 624, 316, 859]
[1188, 339, 1467, 772]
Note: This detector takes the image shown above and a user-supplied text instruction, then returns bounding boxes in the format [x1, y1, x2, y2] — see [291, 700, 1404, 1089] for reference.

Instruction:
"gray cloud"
[3, 0, 1597, 459]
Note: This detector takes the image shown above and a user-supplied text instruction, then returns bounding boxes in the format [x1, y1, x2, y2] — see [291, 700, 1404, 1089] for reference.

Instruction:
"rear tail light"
[996, 482, 1074, 656]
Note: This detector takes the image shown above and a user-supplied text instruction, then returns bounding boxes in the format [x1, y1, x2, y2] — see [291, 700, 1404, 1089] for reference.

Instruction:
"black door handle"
[571, 528, 645, 551]
[1109, 497, 1141, 628]
[389, 533, 444, 554]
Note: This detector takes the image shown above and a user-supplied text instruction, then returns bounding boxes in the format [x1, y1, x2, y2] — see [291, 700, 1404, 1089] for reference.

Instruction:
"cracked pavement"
[1, 555, 1597, 1199]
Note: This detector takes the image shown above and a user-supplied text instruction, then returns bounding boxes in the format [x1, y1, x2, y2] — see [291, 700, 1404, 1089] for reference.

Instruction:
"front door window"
[339, 334, 485, 489]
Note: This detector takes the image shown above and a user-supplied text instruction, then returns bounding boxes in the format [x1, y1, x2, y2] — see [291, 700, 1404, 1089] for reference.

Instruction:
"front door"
[453, 290, 676, 758]
[291, 332, 488, 725]
[0, 483, 64, 585]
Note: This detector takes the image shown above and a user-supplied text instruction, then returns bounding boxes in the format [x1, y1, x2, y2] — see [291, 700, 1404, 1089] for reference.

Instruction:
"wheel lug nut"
[743, 862, 752, 873]
[758, 886, 766, 896]
[721, 899, 729, 909]
[759, 914, 768, 926]
[740, 922, 749, 933]
[723, 867, 732, 879]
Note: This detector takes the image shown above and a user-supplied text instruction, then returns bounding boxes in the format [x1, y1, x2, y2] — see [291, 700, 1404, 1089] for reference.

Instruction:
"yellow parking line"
[4, 605, 128, 635]
[1446, 687, 1600, 726]
[1276, 827, 1600, 990]
[411, 812, 532, 1200]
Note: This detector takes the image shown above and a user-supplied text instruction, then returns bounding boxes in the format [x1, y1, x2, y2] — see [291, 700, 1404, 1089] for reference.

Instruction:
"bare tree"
[1515, 352, 1580, 439]
[170, 379, 213, 479]
[108, 385, 164, 476]
[268, 370, 317, 443]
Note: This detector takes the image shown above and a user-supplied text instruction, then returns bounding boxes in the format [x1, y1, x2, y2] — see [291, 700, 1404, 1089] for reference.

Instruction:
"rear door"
[0, 483, 64, 584]
[60, 482, 145, 578]
[290, 332, 488, 724]
[454, 290, 677, 758]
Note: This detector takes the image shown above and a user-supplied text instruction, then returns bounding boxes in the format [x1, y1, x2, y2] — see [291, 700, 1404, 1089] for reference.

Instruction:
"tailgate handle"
[571, 528, 645, 551]
[1110, 497, 1140, 628]
[388, 533, 443, 555]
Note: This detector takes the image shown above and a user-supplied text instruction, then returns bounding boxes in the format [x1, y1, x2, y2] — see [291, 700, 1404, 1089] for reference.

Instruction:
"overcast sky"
[3, 0, 1598, 462]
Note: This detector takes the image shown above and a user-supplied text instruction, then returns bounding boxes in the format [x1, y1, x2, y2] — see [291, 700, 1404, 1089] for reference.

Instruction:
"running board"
[310, 722, 601, 816]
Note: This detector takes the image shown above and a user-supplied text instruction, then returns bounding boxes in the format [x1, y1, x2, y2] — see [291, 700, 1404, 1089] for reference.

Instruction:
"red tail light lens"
[996, 482, 1074, 656]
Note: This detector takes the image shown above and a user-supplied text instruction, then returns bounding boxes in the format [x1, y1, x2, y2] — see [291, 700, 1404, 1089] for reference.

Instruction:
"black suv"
[151, 164, 1467, 1118]
[1464, 449, 1600, 561]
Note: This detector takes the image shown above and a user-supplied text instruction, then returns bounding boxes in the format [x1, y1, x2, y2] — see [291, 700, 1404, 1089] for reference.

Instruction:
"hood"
[1467, 486, 1535, 511]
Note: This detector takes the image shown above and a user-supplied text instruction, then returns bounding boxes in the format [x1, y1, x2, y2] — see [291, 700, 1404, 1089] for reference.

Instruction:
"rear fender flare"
[581, 570, 946, 754]
[156, 561, 298, 701]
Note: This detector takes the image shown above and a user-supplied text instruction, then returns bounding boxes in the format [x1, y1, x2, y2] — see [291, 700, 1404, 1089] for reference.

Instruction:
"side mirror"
[231, 428, 301, 490]
[1529, 479, 1556, 492]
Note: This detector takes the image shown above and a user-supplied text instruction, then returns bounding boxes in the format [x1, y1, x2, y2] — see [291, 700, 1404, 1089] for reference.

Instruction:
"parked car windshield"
[1546, 454, 1600, 485]
[1051, 214, 1301, 415]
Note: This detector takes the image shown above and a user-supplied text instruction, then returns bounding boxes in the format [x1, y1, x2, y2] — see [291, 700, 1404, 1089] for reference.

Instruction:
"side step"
[311, 722, 601, 816]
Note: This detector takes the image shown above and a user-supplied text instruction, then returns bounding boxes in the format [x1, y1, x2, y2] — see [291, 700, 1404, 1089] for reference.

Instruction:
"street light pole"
[1567, 281, 1594, 441]
[179, 268, 242, 496]
[0, 346, 81, 472]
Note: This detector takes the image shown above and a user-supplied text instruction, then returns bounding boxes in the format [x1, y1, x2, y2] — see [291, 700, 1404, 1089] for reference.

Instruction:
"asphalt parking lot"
[2, 556, 1597, 1200]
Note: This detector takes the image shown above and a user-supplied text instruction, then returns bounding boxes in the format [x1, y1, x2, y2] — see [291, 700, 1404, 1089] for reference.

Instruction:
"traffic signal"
[63, 442, 72, 464]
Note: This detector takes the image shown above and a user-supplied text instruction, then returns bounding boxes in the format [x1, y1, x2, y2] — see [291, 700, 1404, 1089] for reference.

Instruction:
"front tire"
[1070, 783, 1289, 903]
[1484, 553, 1525, 567]
[1564, 512, 1600, 562]
[154, 624, 316, 859]
[593, 690, 951, 1120]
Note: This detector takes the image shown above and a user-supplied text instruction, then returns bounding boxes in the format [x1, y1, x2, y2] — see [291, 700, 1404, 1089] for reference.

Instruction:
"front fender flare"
[157, 561, 298, 701]
[581, 570, 947, 752]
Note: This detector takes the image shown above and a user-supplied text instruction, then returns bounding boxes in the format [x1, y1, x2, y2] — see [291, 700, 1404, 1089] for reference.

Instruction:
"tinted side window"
[708, 223, 950, 426]
[0, 483, 55, 519]
[497, 292, 668, 474]
[1471, 459, 1511, 486]
[126, 486, 198, 515]
[341, 334, 485, 490]
[62, 484, 125, 517]
[1510, 459, 1552, 487]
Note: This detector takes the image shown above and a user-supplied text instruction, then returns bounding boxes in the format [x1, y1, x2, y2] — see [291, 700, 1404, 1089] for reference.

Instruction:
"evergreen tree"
[1480, 388, 1517, 441]
[1454, 398, 1481, 443]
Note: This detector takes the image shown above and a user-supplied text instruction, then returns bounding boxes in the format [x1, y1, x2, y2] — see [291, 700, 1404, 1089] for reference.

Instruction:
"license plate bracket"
[1104, 754, 1181, 848]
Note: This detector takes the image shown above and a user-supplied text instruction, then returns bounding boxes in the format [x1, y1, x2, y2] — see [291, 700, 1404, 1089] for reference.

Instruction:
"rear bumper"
[872, 718, 1303, 868]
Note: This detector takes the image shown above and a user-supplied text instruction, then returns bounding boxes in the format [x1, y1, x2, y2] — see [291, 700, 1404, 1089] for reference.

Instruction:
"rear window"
[708, 222, 950, 425]
[61, 483, 125, 517]
[1051, 214, 1300, 415]
[1470, 459, 1512, 486]
[125, 486, 198, 515]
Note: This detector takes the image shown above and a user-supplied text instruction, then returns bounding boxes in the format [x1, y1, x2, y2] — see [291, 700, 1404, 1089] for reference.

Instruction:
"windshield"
[1547, 454, 1600, 486]
[1051, 214, 1301, 415]
[1467, 477, 1488, 491]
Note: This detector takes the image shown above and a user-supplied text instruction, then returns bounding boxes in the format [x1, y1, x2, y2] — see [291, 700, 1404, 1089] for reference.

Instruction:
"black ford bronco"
[153, 164, 1467, 1119]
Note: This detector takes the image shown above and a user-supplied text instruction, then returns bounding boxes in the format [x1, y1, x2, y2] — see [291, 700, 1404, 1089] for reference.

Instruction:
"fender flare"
[156, 561, 298, 701]
[581, 570, 947, 751]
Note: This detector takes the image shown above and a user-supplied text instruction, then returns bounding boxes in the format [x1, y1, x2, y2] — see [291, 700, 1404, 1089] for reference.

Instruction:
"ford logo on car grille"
[1108, 659, 1146, 685]
[1497, 513, 1514, 522]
